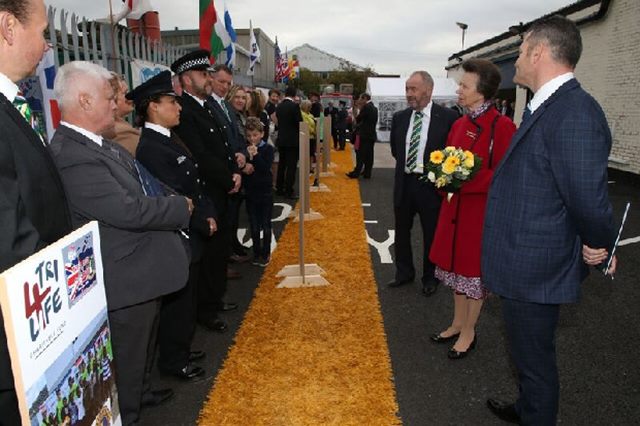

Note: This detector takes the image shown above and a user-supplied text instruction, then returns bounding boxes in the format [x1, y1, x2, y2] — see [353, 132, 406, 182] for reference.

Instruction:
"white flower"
[427, 171, 436, 182]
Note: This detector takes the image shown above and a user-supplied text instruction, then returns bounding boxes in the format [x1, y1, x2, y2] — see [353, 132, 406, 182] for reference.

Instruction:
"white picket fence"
[46, 6, 186, 85]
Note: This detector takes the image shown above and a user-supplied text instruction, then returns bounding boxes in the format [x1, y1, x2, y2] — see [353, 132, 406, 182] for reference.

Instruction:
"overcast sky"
[46, 0, 575, 76]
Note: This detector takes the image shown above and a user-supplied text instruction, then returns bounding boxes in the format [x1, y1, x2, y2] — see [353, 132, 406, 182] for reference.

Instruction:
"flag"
[110, 0, 155, 22]
[247, 20, 261, 76]
[223, 1, 237, 69]
[280, 48, 291, 84]
[289, 55, 300, 81]
[274, 37, 285, 83]
[199, 0, 230, 63]
[35, 49, 60, 142]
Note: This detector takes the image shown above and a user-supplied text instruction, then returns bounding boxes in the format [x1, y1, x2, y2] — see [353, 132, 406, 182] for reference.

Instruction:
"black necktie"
[521, 106, 532, 124]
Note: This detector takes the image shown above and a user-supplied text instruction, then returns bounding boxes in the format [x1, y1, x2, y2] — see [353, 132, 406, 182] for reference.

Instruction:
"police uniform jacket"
[174, 93, 236, 218]
[136, 126, 216, 262]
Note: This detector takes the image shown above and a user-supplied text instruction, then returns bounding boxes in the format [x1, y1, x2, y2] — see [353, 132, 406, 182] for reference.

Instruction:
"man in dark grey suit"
[49, 61, 192, 426]
[387, 71, 458, 296]
[482, 16, 616, 425]
[0, 1, 72, 423]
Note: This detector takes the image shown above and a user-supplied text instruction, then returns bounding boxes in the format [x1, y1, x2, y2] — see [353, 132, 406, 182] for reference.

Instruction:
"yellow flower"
[442, 157, 458, 175]
[463, 151, 474, 168]
[430, 150, 444, 165]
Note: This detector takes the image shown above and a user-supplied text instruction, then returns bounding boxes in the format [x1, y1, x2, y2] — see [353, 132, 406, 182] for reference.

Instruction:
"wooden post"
[276, 122, 328, 288]
[320, 114, 335, 177]
[310, 116, 330, 192]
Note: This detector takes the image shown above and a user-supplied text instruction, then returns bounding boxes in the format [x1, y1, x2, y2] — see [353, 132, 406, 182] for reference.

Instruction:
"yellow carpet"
[198, 149, 401, 425]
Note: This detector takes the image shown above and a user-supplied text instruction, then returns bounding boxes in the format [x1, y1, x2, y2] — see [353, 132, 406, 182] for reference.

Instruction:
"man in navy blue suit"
[482, 16, 617, 425]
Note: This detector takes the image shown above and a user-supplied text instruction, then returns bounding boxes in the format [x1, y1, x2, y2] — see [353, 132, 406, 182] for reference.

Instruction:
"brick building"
[446, 0, 640, 174]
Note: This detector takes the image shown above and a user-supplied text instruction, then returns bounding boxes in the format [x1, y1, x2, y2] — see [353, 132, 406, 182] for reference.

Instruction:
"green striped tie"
[13, 92, 46, 145]
[406, 111, 423, 172]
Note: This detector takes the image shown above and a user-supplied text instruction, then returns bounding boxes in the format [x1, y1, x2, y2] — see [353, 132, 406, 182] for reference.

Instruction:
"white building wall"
[575, 0, 640, 173]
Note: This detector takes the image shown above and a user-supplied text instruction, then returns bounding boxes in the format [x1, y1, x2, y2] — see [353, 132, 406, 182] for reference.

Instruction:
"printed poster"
[0, 222, 121, 426]
[130, 58, 170, 89]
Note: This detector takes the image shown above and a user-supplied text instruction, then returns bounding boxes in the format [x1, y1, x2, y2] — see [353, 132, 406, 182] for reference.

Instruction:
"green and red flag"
[199, 0, 229, 62]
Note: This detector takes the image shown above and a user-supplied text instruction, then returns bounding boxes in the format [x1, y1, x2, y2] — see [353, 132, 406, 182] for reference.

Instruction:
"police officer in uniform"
[130, 71, 215, 380]
[171, 50, 240, 332]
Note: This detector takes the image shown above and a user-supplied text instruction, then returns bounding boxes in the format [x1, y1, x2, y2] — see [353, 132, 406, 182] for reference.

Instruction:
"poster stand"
[277, 122, 329, 288]
[311, 115, 331, 193]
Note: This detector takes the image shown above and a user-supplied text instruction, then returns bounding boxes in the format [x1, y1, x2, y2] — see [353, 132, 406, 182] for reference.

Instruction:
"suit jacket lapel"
[59, 125, 139, 181]
[396, 108, 411, 165]
[0, 93, 47, 150]
[493, 79, 579, 178]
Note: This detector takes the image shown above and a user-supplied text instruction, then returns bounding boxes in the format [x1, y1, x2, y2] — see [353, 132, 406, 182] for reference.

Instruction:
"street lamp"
[456, 22, 468, 50]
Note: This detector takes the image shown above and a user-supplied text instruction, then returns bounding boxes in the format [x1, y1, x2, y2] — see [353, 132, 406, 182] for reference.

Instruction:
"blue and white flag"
[247, 20, 261, 76]
[223, 1, 237, 69]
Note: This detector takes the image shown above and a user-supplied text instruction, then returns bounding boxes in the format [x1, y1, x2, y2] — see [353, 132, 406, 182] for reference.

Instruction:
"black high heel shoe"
[430, 332, 460, 343]
[447, 336, 477, 359]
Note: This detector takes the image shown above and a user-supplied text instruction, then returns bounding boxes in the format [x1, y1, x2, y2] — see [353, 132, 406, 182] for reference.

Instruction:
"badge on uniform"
[177, 155, 186, 164]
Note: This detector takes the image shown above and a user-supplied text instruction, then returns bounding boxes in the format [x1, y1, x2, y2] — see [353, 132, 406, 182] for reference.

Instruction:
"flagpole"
[108, 0, 117, 72]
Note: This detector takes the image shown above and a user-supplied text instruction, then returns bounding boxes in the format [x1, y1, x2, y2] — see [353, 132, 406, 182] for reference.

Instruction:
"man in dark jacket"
[49, 61, 191, 425]
[347, 93, 379, 179]
[0, 1, 72, 422]
[275, 85, 303, 199]
[172, 50, 240, 333]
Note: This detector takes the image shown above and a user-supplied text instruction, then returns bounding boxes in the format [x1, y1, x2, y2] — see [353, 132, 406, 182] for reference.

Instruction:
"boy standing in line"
[244, 117, 275, 266]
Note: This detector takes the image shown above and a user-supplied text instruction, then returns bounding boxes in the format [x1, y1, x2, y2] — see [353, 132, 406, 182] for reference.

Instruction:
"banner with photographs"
[0, 222, 121, 426]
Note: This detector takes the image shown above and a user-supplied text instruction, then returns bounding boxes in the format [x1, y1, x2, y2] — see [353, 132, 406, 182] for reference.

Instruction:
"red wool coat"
[429, 107, 516, 277]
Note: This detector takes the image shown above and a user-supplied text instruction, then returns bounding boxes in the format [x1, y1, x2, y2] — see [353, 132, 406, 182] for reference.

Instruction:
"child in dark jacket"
[243, 117, 275, 266]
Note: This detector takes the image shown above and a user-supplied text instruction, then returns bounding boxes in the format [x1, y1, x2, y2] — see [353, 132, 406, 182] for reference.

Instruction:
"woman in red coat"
[429, 59, 516, 359]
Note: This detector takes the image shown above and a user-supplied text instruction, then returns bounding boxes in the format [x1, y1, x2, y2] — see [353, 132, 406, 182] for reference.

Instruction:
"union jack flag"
[274, 37, 286, 83]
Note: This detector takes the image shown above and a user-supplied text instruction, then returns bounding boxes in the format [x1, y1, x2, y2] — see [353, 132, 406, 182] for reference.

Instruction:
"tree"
[295, 65, 377, 97]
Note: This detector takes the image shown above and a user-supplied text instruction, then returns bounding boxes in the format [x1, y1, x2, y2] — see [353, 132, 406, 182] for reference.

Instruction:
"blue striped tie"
[406, 111, 423, 172]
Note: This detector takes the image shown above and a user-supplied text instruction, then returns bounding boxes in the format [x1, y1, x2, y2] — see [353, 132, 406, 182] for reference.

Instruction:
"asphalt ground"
[141, 144, 640, 425]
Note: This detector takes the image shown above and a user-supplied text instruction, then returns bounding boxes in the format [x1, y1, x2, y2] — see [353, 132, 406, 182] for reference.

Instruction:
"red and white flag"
[112, 0, 155, 22]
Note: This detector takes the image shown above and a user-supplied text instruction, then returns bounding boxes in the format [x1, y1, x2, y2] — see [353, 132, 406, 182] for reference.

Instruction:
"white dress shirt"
[145, 122, 171, 137]
[60, 121, 103, 146]
[185, 91, 206, 108]
[404, 101, 432, 174]
[528, 72, 574, 113]
[0, 72, 19, 104]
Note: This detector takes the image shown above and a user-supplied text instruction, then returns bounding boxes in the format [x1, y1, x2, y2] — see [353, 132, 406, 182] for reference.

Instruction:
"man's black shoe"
[160, 364, 205, 381]
[486, 398, 520, 424]
[422, 279, 439, 296]
[141, 389, 174, 407]
[199, 318, 228, 333]
[387, 278, 414, 288]
[188, 350, 206, 362]
[219, 302, 238, 312]
[346, 172, 358, 179]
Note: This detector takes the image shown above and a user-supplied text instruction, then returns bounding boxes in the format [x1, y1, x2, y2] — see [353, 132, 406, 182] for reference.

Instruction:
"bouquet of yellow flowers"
[423, 146, 482, 201]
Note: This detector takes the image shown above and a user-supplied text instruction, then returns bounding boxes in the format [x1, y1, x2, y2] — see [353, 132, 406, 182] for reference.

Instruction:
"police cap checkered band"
[171, 49, 211, 75]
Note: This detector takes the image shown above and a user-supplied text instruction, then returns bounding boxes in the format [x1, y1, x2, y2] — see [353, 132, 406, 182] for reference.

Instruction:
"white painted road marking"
[366, 230, 395, 264]
[619, 236, 640, 246]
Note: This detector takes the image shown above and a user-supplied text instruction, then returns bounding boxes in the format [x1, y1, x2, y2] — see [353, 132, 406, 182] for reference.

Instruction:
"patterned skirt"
[435, 267, 489, 300]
